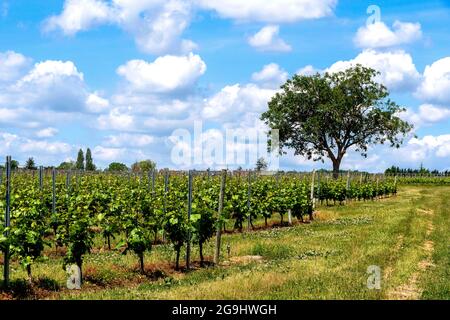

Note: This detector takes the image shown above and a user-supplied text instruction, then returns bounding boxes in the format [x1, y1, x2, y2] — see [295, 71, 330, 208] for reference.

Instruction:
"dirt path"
[386, 210, 435, 300]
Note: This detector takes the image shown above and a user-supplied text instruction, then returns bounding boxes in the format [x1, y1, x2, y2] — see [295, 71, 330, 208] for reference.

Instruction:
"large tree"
[58, 161, 76, 170]
[255, 157, 268, 172]
[85, 148, 96, 171]
[76, 149, 84, 171]
[106, 162, 129, 172]
[25, 157, 37, 170]
[131, 160, 156, 173]
[261, 65, 413, 178]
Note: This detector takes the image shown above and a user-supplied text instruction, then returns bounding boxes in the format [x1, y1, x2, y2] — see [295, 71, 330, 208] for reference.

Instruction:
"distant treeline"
[385, 165, 450, 175]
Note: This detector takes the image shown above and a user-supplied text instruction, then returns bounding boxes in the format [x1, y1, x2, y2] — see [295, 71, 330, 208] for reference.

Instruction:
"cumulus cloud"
[0, 56, 109, 116]
[248, 25, 292, 52]
[416, 57, 450, 105]
[354, 21, 422, 48]
[104, 133, 156, 147]
[19, 140, 72, 154]
[86, 92, 110, 113]
[327, 49, 421, 92]
[36, 127, 59, 138]
[92, 145, 127, 162]
[9, 60, 89, 112]
[116, 53, 206, 94]
[202, 83, 277, 120]
[416, 104, 450, 123]
[196, 0, 337, 23]
[251, 63, 288, 88]
[0, 130, 73, 164]
[44, 0, 111, 35]
[406, 135, 450, 159]
[97, 107, 135, 131]
[402, 104, 450, 129]
[296, 65, 322, 76]
[0, 51, 31, 82]
[44, 0, 195, 55]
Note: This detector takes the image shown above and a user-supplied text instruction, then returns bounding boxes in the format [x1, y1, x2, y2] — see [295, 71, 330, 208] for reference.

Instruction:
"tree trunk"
[332, 159, 341, 180]
[76, 260, 83, 285]
[199, 242, 204, 267]
[27, 265, 32, 284]
[264, 216, 268, 227]
[139, 253, 145, 274]
[175, 248, 180, 271]
[107, 235, 111, 251]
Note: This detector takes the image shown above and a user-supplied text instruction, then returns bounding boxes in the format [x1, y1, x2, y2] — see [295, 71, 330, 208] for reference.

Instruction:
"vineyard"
[0, 168, 399, 290]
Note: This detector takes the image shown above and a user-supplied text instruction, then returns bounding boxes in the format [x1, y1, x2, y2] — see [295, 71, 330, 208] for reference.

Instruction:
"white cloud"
[44, 0, 195, 55]
[417, 104, 450, 123]
[44, 0, 111, 36]
[11, 60, 88, 112]
[296, 65, 322, 76]
[0, 51, 31, 82]
[104, 133, 156, 147]
[354, 21, 422, 48]
[407, 135, 450, 158]
[86, 93, 110, 113]
[248, 25, 292, 52]
[202, 83, 277, 120]
[18, 60, 83, 83]
[401, 104, 450, 129]
[196, 0, 337, 23]
[251, 63, 288, 88]
[97, 107, 135, 131]
[93, 146, 127, 162]
[416, 57, 450, 105]
[116, 53, 206, 93]
[36, 127, 59, 138]
[19, 140, 72, 154]
[327, 49, 421, 92]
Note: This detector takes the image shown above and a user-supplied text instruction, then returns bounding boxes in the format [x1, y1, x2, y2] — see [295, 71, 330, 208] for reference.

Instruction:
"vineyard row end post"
[3, 156, 11, 288]
[310, 170, 316, 217]
[186, 170, 193, 270]
[214, 169, 226, 265]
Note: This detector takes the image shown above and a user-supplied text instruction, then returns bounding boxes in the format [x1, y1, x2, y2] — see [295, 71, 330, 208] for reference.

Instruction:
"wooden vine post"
[247, 171, 252, 231]
[310, 170, 316, 220]
[3, 156, 11, 288]
[346, 170, 351, 203]
[39, 166, 43, 190]
[186, 170, 193, 270]
[214, 169, 226, 265]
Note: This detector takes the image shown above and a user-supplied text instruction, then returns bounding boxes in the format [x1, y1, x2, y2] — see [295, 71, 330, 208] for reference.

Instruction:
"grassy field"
[1, 185, 449, 300]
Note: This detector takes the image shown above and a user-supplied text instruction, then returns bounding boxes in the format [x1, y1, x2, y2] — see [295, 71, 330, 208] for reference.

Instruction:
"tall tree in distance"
[85, 148, 96, 171]
[255, 157, 268, 172]
[106, 162, 129, 172]
[25, 157, 37, 170]
[261, 65, 413, 179]
[11, 160, 19, 171]
[131, 160, 156, 173]
[76, 149, 85, 171]
[58, 161, 76, 170]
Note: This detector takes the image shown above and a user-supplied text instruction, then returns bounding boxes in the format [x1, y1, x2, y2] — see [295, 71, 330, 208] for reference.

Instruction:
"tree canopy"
[85, 148, 96, 171]
[76, 149, 84, 170]
[58, 161, 76, 170]
[106, 162, 129, 172]
[261, 65, 413, 178]
[131, 160, 156, 173]
[25, 157, 37, 170]
[255, 157, 268, 171]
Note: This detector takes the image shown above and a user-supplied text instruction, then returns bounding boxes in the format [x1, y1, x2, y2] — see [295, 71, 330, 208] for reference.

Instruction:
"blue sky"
[0, 0, 449, 172]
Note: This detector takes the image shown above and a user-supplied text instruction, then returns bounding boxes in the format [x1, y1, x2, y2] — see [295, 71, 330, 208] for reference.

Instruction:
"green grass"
[0, 185, 448, 300]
